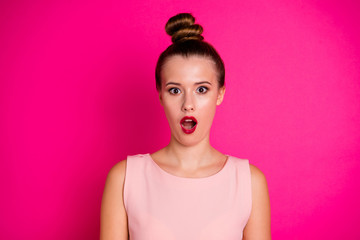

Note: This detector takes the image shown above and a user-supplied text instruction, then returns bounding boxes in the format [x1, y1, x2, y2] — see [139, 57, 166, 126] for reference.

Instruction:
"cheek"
[197, 96, 218, 120]
[198, 92, 218, 108]
[162, 101, 179, 125]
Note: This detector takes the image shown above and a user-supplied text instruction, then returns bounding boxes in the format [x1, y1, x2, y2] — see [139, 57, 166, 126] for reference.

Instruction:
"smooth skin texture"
[100, 160, 128, 240]
[100, 55, 271, 239]
[245, 165, 272, 240]
[152, 55, 228, 177]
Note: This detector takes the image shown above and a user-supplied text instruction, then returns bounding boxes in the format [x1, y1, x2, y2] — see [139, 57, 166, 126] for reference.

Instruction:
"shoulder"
[102, 160, 128, 204]
[231, 157, 268, 186]
[248, 164, 270, 214]
[249, 164, 269, 198]
[106, 159, 127, 185]
[243, 164, 271, 239]
[100, 159, 129, 239]
[110, 159, 127, 174]
[102, 159, 128, 200]
[249, 164, 268, 186]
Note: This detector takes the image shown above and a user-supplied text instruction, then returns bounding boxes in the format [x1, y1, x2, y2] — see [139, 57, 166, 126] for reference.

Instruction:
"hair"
[155, 13, 225, 91]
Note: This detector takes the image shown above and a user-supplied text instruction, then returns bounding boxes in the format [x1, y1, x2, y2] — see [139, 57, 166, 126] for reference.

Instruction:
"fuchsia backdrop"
[1, 0, 359, 239]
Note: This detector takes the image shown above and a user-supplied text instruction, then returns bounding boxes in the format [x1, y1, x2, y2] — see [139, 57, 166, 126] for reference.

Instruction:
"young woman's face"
[159, 55, 225, 146]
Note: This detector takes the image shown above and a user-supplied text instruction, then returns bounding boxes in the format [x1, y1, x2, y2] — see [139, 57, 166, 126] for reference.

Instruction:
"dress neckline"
[146, 153, 231, 181]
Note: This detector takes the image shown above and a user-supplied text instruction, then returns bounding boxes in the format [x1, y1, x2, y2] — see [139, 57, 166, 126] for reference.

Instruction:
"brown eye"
[196, 86, 208, 94]
[169, 88, 181, 94]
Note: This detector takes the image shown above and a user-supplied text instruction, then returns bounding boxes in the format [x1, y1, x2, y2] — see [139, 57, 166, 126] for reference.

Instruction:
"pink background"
[1, 0, 359, 239]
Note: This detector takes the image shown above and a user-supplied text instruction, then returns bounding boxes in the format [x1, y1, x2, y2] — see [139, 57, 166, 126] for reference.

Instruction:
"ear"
[159, 92, 164, 106]
[216, 86, 226, 106]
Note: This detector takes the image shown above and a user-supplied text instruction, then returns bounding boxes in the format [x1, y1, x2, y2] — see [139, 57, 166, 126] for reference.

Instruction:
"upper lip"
[180, 116, 197, 124]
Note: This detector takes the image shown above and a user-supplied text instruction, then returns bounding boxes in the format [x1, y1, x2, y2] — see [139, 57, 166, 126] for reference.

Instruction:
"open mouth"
[180, 116, 197, 134]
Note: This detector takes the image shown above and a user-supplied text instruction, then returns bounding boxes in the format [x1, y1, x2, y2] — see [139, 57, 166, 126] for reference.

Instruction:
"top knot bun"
[165, 13, 204, 43]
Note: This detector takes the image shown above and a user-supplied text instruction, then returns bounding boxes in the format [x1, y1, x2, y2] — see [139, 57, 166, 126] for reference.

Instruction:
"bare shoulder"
[100, 159, 128, 240]
[106, 159, 127, 183]
[248, 164, 269, 206]
[249, 164, 268, 187]
[244, 164, 271, 239]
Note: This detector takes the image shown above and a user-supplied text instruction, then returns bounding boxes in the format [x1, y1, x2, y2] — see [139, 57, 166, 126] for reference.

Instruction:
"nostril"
[183, 106, 194, 111]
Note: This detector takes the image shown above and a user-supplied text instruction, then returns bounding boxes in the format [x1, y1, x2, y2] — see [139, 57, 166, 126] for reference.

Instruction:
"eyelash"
[168, 86, 209, 94]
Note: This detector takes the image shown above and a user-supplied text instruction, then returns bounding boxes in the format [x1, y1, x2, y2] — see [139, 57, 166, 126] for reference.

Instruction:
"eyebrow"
[165, 81, 212, 86]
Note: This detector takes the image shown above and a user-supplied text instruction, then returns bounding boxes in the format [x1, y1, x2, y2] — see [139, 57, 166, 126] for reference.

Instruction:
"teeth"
[185, 119, 193, 122]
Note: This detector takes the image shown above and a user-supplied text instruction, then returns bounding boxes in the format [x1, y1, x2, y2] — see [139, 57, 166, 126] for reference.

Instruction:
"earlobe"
[159, 93, 163, 106]
[216, 87, 226, 105]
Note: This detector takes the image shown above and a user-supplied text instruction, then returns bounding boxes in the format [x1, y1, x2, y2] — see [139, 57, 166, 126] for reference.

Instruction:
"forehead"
[161, 55, 218, 85]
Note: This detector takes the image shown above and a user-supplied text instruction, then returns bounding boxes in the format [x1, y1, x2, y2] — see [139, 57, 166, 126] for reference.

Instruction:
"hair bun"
[165, 13, 204, 43]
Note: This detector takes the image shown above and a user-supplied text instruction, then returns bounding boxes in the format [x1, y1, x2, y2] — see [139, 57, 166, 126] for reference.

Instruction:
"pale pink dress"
[124, 153, 252, 240]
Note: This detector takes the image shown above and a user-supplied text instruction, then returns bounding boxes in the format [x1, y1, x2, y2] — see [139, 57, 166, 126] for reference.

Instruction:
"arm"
[243, 164, 271, 240]
[100, 160, 129, 240]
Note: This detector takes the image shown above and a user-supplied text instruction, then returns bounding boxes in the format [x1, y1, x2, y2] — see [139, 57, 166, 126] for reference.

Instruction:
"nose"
[182, 93, 195, 112]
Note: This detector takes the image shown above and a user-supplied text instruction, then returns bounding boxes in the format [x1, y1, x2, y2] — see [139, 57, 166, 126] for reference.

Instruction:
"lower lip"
[180, 123, 197, 134]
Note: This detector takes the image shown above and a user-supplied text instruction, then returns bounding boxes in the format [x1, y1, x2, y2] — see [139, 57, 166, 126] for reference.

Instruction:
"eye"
[196, 86, 208, 94]
[169, 87, 181, 94]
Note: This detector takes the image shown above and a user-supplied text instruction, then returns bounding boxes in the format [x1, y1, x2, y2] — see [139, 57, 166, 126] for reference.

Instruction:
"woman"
[101, 13, 271, 240]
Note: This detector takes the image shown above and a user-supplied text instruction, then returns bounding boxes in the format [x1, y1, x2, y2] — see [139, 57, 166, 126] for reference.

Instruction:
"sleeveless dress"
[123, 153, 252, 240]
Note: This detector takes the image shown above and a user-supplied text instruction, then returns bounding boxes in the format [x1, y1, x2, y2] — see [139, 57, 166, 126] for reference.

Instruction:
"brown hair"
[155, 13, 225, 91]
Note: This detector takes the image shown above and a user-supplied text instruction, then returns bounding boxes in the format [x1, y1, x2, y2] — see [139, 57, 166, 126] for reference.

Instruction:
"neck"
[163, 134, 220, 170]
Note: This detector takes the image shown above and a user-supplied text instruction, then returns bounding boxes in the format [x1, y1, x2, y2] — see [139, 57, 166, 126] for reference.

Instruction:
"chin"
[171, 132, 207, 147]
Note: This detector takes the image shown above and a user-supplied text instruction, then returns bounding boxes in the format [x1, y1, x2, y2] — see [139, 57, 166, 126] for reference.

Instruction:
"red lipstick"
[180, 116, 197, 134]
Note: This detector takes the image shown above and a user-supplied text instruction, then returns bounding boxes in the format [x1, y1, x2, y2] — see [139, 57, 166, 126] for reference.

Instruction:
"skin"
[100, 55, 271, 239]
